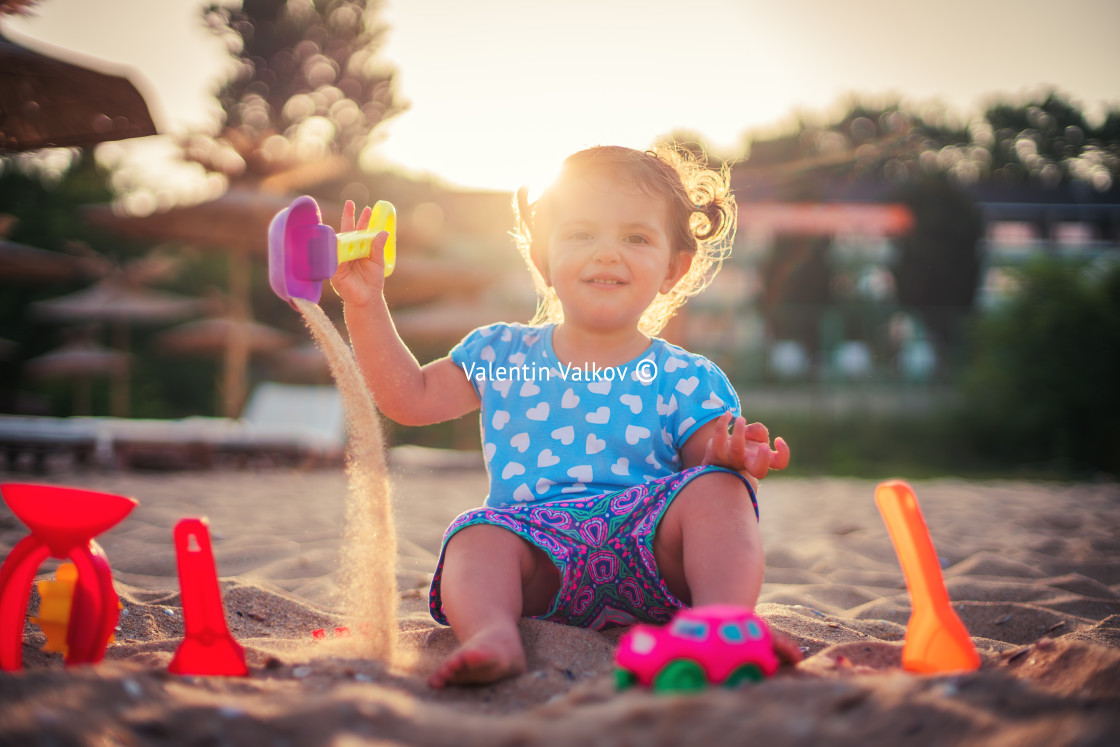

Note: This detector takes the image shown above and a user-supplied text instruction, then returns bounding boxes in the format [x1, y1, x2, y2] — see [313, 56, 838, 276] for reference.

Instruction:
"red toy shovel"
[875, 480, 980, 674]
[168, 518, 247, 676]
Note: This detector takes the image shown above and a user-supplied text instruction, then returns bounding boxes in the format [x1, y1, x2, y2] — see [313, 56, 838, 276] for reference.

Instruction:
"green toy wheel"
[615, 668, 638, 690]
[724, 663, 764, 687]
[653, 659, 707, 693]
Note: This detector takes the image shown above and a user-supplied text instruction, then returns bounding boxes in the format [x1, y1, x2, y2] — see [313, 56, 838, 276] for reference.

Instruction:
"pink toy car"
[615, 605, 780, 692]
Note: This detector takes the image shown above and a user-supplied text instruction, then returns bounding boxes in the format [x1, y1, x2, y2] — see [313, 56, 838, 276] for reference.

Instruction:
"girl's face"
[535, 175, 691, 336]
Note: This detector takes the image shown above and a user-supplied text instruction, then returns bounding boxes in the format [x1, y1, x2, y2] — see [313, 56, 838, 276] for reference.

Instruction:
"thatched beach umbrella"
[0, 239, 95, 284]
[156, 316, 292, 357]
[83, 189, 307, 417]
[0, 33, 156, 152]
[25, 338, 128, 414]
[31, 278, 205, 415]
[156, 315, 293, 417]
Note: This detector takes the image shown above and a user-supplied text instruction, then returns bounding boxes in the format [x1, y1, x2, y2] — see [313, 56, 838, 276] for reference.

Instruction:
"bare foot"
[428, 625, 527, 688]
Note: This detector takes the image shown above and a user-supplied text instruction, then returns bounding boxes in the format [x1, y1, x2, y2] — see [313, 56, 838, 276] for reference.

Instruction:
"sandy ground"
[1, 451, 1119, 746]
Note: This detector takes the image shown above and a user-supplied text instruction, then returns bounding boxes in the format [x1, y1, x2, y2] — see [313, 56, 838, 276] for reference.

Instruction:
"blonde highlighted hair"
[513, 144, 736, 336]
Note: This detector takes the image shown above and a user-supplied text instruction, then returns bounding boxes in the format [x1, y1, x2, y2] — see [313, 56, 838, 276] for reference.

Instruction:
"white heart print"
[520, 380, 540, 397]
[492, 379, 512, 398]
[619, 394, 643, 414]
[550, 426, 574, 445]
[502, 462, 525, 479]
[586, 406, 610, 424]
[675, 377, 699, 396]
[664, 357, 687, 372]
[492, 410, 510, 430]
[611, 457, 630, 476]
[510, 432, 530, 452]
[538, 449, 560, 467]
[587, 379, 611, 395]
[512, 483, 533, 502]
[481, 345, 496, 362]
[536, 477, 554, 494]
[526, 402, 550, 420]
[657, 394, 678, 416]
[677, 416, 697, 436]
[567, 464, 593, 482]
[625, 425, 651, 445]
[561, 389, 580, 409]
[702, 392, 724, 410]
[586, 433, 606, 454]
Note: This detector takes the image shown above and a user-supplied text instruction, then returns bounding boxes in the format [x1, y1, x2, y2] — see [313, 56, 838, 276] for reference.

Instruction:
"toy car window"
[670, 618, 709, 641]
[745, 619, 763, 640]
[718, 622, 746, 644]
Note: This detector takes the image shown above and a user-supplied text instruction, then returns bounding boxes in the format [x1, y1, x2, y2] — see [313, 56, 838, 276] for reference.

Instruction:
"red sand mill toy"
[0, 483, 136, 670]
[268, 195, 396, 307]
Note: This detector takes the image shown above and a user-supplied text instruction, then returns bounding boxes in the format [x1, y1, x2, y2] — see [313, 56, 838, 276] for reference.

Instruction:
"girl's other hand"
[702, 412, 790, 488]
[330, 200, 389, 307]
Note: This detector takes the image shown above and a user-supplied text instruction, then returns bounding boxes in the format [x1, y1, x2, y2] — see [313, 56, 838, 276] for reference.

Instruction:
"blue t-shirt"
[451, 323, 741, 507]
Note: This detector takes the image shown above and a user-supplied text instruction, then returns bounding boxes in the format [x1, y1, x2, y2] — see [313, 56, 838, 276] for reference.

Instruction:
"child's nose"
[590, 237, 622, 262]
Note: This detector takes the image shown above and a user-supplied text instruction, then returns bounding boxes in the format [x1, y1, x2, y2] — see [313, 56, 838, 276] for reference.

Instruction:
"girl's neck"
[552, 323, 650, 368]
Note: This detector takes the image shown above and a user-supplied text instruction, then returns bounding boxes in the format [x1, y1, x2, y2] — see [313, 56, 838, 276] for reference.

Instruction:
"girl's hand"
[330, 200, 390, 308]
[702, 412, 790, 489]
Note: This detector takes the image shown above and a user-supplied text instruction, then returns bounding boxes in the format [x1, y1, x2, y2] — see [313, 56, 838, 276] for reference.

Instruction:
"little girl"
[334, 145, 795, 688]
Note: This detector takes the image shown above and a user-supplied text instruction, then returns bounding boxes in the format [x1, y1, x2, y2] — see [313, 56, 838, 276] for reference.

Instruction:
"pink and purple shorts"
[429, 465, 756, 631]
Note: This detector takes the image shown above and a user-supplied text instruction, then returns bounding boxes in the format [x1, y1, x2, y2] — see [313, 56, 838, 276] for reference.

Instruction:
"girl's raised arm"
[332, 201, 480, 426]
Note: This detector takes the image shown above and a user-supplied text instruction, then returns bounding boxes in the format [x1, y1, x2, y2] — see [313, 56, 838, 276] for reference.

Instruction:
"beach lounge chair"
[1, 383, 346, 471]
[106, 383, 346, 469]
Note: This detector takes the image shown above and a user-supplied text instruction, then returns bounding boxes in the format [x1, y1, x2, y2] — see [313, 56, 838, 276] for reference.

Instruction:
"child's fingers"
[705, 413, 733, 464]
[745, 441, 770, 480]
[342, 200, 356, 233]
[360, 230, 389, 267]
[771, 437, 791, 470]
[358, 205, 373, 232]
[743, 421, 769, 444]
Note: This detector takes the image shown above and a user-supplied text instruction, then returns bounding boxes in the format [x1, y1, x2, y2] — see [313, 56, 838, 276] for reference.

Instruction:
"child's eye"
[568, 231, 593, 241]
[624, 234, 650, 245]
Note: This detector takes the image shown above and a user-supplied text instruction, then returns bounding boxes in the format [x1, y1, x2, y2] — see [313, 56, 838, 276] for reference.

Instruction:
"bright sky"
[6, 0, 1120, 193]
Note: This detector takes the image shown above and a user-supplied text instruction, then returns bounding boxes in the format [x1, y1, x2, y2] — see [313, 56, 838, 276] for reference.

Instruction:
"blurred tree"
[960, 258, 1120, 475]
[192, 0, 406, 185]
[889, 175, 983, 352]
[984, 92, 1119, 190]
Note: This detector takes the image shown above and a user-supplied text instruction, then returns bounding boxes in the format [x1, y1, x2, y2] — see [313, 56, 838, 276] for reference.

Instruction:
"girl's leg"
[430, 524, 560, 688]
[652, 470, 764, 608]
[652, 471, 803, 664]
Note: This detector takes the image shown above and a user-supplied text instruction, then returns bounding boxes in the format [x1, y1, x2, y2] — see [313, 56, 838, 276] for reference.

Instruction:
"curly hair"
[513, 144, 736, 336]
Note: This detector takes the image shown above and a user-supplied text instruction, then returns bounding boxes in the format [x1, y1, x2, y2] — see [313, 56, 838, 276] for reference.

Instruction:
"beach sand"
[2, 454, 1118, 745]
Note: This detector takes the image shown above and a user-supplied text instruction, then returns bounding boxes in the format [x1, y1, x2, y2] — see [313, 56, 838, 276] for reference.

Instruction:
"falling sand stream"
[293, 297, 397, 662]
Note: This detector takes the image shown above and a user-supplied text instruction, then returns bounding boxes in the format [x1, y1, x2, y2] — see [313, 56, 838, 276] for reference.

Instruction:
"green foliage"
[959, 258, 1120, 476]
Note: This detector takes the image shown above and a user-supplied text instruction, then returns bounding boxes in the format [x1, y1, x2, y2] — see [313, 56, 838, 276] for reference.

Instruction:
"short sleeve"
[672, 357, 741, 448]
[449, 323, 506, 398]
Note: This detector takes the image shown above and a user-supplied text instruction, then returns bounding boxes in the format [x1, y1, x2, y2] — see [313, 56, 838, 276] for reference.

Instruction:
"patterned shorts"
[428, 465, 756, 631]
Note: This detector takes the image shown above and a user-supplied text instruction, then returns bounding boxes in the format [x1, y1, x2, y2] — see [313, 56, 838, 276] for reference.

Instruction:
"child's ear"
[660, 251, 693, 294]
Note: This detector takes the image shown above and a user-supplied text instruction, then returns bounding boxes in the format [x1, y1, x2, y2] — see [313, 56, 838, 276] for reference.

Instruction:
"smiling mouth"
[584, 277, 626, 286]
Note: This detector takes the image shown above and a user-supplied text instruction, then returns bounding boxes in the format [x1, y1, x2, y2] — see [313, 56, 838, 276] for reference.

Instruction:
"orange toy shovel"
[875, 480, 980, 674]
